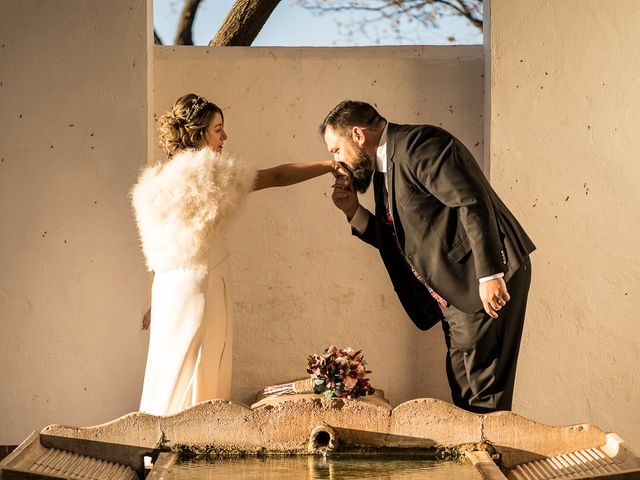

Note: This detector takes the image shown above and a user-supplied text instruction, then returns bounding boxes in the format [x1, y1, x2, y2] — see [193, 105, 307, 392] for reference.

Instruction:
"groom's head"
[320, 100, 386, 193]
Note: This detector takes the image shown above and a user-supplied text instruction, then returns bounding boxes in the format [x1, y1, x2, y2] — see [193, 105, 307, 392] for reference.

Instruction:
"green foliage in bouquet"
[306, 345, 375, 399]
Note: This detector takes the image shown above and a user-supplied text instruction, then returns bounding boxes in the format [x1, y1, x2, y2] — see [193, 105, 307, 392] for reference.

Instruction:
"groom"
[322, 100, 535, 413]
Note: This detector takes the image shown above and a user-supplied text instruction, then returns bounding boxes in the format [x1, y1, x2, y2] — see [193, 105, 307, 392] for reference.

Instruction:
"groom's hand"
[331, 163, 359, 220]
[479, 277, 510, 319]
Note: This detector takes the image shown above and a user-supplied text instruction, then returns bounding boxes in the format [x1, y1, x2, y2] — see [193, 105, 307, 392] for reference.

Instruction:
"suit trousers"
[439, 257, 532, 413]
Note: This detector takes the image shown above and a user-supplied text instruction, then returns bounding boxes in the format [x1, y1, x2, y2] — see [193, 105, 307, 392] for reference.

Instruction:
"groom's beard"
[349, 149, 375, 194]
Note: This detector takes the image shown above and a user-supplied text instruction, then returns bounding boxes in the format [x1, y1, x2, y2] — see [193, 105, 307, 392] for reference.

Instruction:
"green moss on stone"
[171, 442, 493, 462]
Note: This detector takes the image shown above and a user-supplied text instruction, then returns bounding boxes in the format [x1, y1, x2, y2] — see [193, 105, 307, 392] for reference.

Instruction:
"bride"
[132, 93, 335, 416]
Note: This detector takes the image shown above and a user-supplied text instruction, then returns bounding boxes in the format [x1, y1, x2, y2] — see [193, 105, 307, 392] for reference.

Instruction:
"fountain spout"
[308, 425, 339, 453]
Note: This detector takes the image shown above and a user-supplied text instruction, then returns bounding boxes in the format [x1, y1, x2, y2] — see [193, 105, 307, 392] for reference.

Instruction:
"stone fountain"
[1, 393, 639, 480]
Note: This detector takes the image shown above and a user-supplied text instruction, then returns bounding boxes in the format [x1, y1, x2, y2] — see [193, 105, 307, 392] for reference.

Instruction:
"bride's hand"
[142, 307, 151, 330]
[331, 162, 359, 220]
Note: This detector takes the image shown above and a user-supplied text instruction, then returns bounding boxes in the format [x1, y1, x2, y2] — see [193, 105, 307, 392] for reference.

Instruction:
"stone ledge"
[483, 411, 606, 468]
[42, 396, 610, 465]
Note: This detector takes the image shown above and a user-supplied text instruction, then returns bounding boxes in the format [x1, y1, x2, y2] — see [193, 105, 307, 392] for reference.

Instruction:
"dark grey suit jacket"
[354, 123, 535, 328]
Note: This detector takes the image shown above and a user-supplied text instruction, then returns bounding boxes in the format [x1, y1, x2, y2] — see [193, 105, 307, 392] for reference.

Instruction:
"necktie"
[381, 174, 449, 309]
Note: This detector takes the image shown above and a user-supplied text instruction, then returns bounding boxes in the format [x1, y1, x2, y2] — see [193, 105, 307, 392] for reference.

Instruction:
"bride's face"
[204, 112, 227, 152]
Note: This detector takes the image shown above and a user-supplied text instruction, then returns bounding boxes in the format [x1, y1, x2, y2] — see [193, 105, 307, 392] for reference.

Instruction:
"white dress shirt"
[348, 124, 503, 283]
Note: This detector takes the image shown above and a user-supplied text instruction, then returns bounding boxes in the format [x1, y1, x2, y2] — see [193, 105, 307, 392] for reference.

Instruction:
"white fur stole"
[131, 148, 257, 272]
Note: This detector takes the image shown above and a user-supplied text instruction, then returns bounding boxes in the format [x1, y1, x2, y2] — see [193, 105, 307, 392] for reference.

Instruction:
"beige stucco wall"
[0, 1, 151, 443]
[153, 46, 485, 407]
[487, 0, 640, 448]
[0, 8, 485, 442]
[7, 0, 637, 453]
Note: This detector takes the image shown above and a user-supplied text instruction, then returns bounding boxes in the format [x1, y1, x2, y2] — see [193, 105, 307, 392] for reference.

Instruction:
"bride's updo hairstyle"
[158, 93, 223, 158]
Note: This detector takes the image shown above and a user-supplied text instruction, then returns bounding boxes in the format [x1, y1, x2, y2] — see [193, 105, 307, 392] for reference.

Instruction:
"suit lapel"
[386, 123, 398, 217]
[373, 170, 383, 213]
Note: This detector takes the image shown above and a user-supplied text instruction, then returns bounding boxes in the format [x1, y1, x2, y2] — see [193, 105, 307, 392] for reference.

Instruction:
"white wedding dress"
[131, 147, 256, 417]
[139, 237, 233, 415]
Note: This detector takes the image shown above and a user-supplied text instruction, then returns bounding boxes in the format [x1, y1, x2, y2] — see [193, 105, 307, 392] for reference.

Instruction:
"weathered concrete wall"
[0, 1, 151, 443]
[153, 45, 485, 408]
[487, 0, 640, 448]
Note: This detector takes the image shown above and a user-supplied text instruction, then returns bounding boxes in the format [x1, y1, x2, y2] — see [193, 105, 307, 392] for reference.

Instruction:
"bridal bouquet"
[263, 345, 375, 399]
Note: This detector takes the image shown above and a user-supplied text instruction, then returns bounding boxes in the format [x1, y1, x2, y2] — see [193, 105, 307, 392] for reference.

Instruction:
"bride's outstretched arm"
[253, 160, 336, 191]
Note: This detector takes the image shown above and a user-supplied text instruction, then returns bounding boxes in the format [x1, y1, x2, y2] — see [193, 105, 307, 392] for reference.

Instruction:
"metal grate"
[31, 448, 138, 480]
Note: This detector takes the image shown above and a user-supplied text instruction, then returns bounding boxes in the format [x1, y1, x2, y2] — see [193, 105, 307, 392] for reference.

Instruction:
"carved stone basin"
[2, 396, 639, 479]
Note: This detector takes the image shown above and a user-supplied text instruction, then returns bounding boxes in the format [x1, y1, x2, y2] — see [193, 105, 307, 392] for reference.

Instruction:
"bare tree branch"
[154, 29, 163, 45]
[436, 0, 482, 29]
[297, 0, 483, 43]
[162, 0, 479, 47]
[175, 0, 203, 45]
[209, 0, 281, 46]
